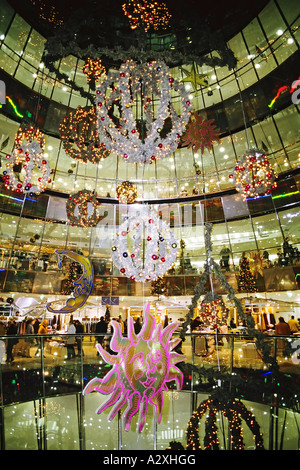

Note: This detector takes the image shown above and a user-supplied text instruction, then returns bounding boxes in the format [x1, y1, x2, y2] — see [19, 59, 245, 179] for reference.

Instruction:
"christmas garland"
[180, 223, 277, 367]
[42, 2, 237, 102]
[186, 397, 264, 450]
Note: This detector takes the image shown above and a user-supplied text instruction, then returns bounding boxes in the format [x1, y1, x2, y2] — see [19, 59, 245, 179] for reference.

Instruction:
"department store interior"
[0, 0, 300, 451]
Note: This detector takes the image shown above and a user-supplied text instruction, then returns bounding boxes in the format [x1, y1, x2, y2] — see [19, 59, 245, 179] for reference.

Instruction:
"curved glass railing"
[0, 330, 300, 449]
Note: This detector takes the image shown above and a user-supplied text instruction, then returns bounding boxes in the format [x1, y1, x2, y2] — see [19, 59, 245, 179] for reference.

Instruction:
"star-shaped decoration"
[180, 63, 209, 93]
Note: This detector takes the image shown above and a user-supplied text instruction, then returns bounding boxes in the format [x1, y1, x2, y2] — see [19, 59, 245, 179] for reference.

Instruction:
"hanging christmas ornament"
[46, 249, 94, 314]
[180, 63, 209, 93]
[181, 112, 220, 154]
[95, 60, 192, 164]
[231, 148, 278, 199]
[122, 0, 172, 32]
[3, 125, 52, 194]
[116, 181, 137, 204]
[82, 57, 106, 83]
[111, 205, 178, 282]
[14, 124, 46, 151]
[59, 106, 110, 164]
[66, 189, 102, 227]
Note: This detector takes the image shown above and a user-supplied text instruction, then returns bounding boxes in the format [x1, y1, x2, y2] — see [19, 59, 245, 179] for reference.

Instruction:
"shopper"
[134, 317, 142, 334]
[75, 319, 84, 357]
[288, 315, 299, 334]
[275, 317, 291, 336]
[95, 316, 108, 349]
[66, 320, 76, 359]
[275, 317, 291, 356]
[25, 318, 34, 358]
[6, 319, 18, 363]
[36, 319, 48, 357]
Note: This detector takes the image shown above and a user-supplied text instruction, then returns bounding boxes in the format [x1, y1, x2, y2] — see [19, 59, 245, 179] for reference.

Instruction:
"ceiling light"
[276, 29, 283, 35]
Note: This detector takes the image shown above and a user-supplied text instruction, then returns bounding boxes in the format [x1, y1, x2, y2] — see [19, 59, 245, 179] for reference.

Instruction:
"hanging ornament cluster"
[59, 106, 110, 164]
[95, 59, 192, 164]
[122, 0, 171, 32]
[199, 294, 228, 329]
[116, 181, 137, 204]
[111, 205, 178, 282]
[3, 124, 52, 194]
[66, 190, 102, 227]
[181, 112, 220, 154]
[231, 148, 278, 199]
[82, 57, 106, 83]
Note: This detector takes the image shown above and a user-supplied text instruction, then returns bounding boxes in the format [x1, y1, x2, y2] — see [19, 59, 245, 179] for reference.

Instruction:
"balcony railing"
[0, 330, 300, 450]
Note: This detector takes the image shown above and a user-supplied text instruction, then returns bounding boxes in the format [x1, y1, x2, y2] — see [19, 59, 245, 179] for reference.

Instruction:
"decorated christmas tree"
[62, 261, 83, 295]
[151, 276, 167, 298]
[238, 253, 257, 293]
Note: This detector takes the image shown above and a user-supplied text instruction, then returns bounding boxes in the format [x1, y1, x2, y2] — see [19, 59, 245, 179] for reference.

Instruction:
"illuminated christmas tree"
[151, 276, 167, 298]
[62, 261, 83, 295]
[238, 253, 257, 293]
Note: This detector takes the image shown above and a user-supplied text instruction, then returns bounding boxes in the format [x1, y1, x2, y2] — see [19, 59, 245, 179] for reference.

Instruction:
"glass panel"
[227, 218, 257, 254]
[23, 29, 46, 69]
[4, 14, 31, 53]
[0, 0, 14, 37]
[0, 44, 18, 74]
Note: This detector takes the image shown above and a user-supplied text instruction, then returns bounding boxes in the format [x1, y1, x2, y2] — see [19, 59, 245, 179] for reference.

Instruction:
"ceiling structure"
[8, 0, 269, 69]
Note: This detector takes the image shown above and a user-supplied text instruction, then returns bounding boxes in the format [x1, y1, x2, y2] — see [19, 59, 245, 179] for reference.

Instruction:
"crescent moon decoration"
[46, 249, 94, 314]
[83, 303, 186, 433]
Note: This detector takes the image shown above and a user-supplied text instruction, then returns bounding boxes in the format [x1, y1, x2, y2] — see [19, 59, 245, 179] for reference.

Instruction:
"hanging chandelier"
[116, 181, 137, 204]
[95, 59, 192, 164]
[111, 205, 178, 282]
[231, 148, 278, 199]
[122, 0, 172, 32]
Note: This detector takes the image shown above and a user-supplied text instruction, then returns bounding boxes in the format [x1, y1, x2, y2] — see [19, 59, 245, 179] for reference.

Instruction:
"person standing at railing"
[6, 319, 18, 363]
[66, 320, 76, 359]
[35, 319, 49, 357]
[75, 319, 84, 357]
[288, 315, 299, 334]
[275, 317, 291, 356]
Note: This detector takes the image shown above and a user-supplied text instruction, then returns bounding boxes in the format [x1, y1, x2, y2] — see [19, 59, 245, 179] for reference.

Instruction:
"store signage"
[101, 296, 119, 305]
[83, 303, 186, 432]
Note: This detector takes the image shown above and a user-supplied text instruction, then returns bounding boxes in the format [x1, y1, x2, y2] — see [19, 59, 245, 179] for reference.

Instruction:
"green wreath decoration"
[66, 190, 102, 228]
[59, 106, 110, 164]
